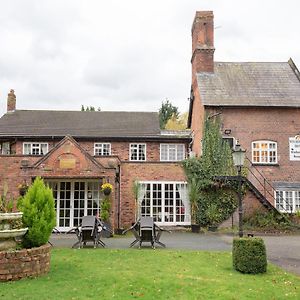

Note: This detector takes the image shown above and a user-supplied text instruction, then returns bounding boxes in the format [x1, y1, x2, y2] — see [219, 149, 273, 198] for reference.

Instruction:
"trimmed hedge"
[232, 237, 267, 274]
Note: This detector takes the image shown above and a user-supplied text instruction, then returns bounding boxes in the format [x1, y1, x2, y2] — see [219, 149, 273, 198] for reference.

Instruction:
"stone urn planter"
[0, 212, 28, 251]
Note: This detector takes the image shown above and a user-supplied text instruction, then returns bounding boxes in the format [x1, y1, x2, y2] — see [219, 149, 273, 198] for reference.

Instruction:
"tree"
[158, 99, 179, 129]
[182, 116, 237, 226]
[165, 112, 188, 130]
[81, 105, 101, 111]
[19, 177, 56, 248]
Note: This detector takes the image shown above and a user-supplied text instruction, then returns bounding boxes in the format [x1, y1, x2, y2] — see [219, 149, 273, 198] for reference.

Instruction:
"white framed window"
[275, 190, 300, 213]
[0, 142, 10, 155]
[138, 181, 190, 225]
[23, 142, 48, 155]
[130, 143, 146, 161]
[160, 144, 185, 161]
[252, 140, 277, 164]
[94, 143, 111, 156]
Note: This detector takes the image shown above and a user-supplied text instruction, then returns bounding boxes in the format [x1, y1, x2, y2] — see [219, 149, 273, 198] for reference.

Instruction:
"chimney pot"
[7, 89, 16, 112]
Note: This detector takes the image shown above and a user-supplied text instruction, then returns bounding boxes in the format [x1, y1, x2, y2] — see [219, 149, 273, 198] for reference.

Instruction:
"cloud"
[0, 0, 299, 117]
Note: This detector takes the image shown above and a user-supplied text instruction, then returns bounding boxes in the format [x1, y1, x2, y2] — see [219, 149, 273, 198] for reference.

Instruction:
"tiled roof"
[0, 110, 164, 138]
[197, 61, 300, 107]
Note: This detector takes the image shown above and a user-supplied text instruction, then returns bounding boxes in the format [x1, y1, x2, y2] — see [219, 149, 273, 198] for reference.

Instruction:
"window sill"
[252, 163, 279, 167]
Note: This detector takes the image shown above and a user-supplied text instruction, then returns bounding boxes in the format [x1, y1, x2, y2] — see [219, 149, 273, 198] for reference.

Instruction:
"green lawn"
[1, 249, 300, 300]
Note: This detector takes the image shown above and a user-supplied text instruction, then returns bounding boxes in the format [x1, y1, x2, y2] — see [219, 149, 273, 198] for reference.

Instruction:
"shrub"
[232, 237, 267, 274]
[243, 210, 291, 231]
[19, 177, 56, 248]
[100, 196, 111, 222]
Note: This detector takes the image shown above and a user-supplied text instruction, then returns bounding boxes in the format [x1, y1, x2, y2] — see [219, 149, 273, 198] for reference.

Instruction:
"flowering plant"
[101, 183, 113, 192]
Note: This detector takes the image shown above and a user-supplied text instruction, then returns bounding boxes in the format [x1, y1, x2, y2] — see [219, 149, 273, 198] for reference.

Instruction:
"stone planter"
[0, 212, 28, 251]
[0, 244, 51, 281]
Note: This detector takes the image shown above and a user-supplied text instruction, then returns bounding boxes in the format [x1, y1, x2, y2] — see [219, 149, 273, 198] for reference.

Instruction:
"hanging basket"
[103, 188, 111, 196]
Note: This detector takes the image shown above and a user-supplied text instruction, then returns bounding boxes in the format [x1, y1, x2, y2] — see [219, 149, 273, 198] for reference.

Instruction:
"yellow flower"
[101, 183, 113, 191]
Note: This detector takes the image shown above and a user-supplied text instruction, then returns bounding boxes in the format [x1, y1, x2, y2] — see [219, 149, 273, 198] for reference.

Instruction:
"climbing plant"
[182, 116, 238, 226]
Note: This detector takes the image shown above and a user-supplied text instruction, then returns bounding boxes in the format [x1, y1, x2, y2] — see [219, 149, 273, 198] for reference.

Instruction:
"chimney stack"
[191, 11, 215, 75]
[7, 89, 16, 112]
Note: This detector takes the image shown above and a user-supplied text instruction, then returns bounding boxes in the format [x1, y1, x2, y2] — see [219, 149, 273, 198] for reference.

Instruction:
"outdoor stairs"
[214, 175, 279, 214]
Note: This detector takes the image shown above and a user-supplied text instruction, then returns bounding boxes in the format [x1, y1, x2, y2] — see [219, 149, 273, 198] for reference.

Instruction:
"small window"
[0, 142, 11, 155]
[23, 142, 48, 155]
[130, 144, 146, 161]
[222, 137, 235, 149]
[160, 144, 185, 161]
[94, 143, 111, 156]
[252, 140, 277, 164]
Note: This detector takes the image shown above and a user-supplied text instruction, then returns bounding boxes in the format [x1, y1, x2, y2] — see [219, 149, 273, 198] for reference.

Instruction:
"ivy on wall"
[183, 117, 238, 226]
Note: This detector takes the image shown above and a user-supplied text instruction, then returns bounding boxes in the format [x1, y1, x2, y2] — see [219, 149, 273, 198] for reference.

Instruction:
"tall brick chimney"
[7, 89, 16, 112]
[191, 11, 215, 75]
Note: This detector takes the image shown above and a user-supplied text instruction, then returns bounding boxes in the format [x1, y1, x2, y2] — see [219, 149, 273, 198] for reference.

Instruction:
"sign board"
[289, 136, 300, 161]
[60, 158, 76, 169]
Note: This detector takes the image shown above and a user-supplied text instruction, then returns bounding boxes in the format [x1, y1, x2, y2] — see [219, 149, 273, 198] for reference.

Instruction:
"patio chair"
[139, 216, 155, 249]
[122, 219, 141, 248]
[71, 216, 106, 249]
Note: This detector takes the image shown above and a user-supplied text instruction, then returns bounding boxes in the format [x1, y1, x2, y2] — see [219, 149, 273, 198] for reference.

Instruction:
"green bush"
[232, 237, 267, 274]
[100, 196, 111, 222]
[19, 177, 56, 248]
[243, 210, 291, 230]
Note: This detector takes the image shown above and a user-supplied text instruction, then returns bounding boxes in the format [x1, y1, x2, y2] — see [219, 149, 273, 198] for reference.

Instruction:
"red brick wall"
[0, 137, 189, 229]
[119, 162, 187, 228]
[0, 244, 51, 282]
[209, 106, 300, 207]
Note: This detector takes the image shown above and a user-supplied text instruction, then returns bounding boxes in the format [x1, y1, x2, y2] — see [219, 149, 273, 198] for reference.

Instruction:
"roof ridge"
[214, 61, 288, 64]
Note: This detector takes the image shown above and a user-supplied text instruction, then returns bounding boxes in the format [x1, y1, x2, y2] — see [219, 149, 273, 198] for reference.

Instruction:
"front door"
[47, 180, 101, 232]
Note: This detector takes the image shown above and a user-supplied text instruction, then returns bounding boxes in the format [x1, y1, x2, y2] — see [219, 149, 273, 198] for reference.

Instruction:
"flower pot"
[103, 188, 111, 196]
[19, 188, 27, 196]
[191, 224, 201, 233]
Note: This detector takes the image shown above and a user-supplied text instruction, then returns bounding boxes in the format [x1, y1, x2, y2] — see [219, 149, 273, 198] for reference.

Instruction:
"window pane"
[252, 141, 277, 164]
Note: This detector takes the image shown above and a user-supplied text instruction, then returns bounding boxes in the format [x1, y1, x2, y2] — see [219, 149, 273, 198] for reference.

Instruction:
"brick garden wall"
[0, 244, 51, 282]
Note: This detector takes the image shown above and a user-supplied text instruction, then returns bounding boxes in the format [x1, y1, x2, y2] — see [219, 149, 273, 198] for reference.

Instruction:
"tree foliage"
[182, 117, 238, 226]
[158, 99, 179, 129]
[165, 112, 188, 130]
[19, 177, 56, 248]
[81, 105, 101, 111]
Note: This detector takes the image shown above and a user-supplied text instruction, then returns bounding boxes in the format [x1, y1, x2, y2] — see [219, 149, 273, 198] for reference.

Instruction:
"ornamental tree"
[19, 177, 56, 248]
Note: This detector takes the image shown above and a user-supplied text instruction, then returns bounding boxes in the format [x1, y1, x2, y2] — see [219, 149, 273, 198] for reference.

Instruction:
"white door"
[47, 180, 101, 232]
[139, 181, 190, 225]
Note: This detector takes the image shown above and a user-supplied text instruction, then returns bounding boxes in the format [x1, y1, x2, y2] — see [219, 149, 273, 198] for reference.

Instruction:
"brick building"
[0, 90, 191, 231]
[188, 11, 300, 214]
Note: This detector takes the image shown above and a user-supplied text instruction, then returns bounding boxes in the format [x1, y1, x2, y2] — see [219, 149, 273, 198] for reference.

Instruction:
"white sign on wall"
[289, 136, 300, 161]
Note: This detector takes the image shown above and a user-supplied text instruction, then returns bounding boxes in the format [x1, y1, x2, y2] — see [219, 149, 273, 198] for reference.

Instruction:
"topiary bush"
[19, 177, 56, 248]
[232, 237, 267, 274]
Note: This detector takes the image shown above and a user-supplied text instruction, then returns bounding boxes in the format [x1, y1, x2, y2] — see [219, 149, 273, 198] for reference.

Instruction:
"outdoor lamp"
[232, 142, 246, 238]
[232, 143, 246, 168]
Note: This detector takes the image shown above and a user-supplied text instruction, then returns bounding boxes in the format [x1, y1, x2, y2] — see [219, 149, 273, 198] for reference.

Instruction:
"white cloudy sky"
[0, 0, 299, 116]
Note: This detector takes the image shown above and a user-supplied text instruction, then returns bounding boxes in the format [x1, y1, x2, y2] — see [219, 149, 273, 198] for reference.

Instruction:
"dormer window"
[23, 142, 48, 155]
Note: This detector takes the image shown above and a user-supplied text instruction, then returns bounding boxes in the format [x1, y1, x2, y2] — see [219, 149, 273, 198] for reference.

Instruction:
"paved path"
[50, 232, 300, 276]
[50, 231, 231, 251]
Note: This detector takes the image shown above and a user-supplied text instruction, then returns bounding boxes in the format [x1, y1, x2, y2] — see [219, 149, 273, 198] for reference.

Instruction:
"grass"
[1, 249, 300, 300]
